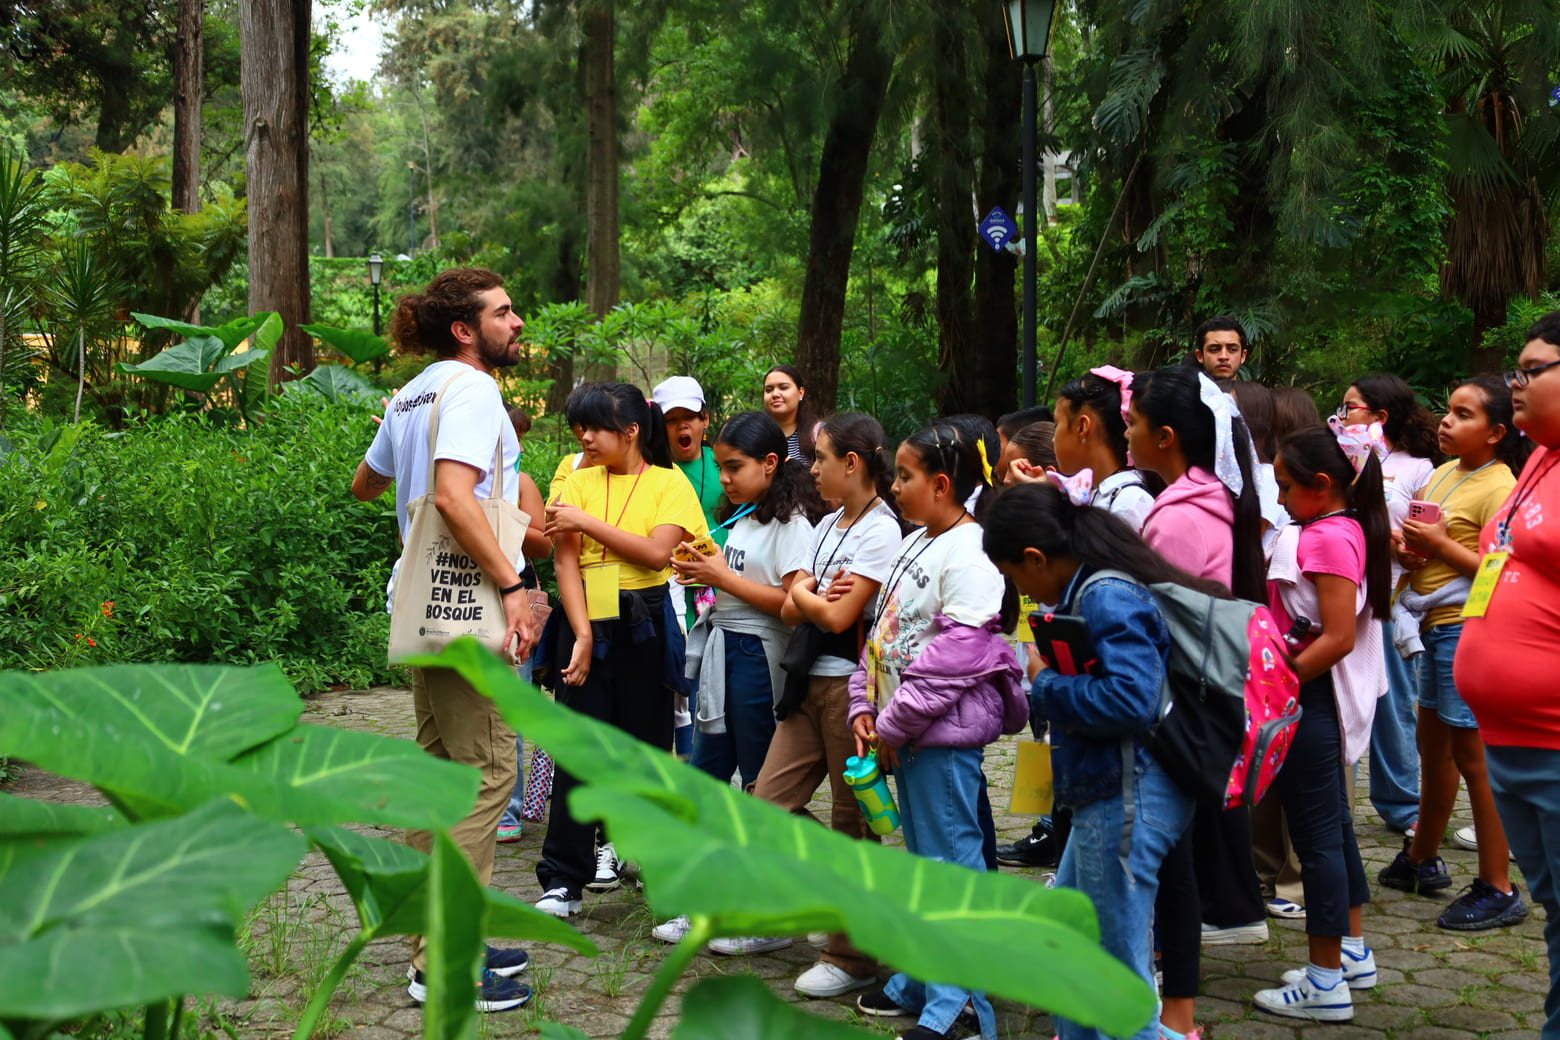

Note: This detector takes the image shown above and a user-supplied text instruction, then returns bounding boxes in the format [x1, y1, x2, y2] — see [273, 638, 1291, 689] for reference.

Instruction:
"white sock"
[1341, 936, 1366, 957]
[1307, 963, 1344, 990]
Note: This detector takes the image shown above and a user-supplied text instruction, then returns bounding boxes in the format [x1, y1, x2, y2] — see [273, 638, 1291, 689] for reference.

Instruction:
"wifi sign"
[979, 206, 1020, 254]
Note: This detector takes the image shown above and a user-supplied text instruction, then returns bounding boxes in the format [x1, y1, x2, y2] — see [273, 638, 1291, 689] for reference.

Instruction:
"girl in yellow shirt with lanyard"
[1384, 375, 1533, 931]
[535, 383, 708, 916]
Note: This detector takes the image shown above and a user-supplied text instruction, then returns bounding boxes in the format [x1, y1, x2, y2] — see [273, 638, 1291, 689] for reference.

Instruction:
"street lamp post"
[368, 252, 384, 337]
[407, 162, 417, 258]
[1002, 0, 1059, 409]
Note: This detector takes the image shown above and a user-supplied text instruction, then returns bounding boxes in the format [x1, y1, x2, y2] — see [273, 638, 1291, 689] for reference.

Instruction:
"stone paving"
[18, 685, 1548, 1039]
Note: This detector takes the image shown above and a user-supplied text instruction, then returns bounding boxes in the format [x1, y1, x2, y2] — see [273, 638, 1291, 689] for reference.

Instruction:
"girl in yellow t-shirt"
[1390, 375, 1531, 932]
[535, 382, 708, 916]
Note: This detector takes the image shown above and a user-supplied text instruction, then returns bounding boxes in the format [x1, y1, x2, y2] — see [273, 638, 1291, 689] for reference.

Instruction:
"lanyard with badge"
[1463, 454, 1560, 618]
[583, 463, 647, 620]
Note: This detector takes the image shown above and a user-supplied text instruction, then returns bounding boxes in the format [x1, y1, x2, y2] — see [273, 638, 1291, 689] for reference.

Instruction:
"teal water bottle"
[844, 752, 901, 835]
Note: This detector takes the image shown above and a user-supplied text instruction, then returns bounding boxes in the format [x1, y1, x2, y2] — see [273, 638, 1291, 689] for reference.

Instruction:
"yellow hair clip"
[976, 439, 995, 485]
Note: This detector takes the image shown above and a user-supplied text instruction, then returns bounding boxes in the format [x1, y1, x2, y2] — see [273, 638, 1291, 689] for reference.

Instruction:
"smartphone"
[1027, 611, 1100, 676]
[1407, 500, 1442, 524]
[673, 532, 720, 563]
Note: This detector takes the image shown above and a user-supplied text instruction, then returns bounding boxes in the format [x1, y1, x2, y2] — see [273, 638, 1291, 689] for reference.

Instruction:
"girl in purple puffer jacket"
[847, 421, 1028, 1040]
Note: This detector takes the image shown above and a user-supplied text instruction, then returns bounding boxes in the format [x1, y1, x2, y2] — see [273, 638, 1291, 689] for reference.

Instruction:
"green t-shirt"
[674, 446, 727, 626]
[674, 446, 727, 549]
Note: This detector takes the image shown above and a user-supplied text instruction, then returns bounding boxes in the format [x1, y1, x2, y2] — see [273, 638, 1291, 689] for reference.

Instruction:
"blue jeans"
[1418, 623, 1478, 728]
[1274, 676, 1370, 936]
[499, 655, 534, 830]
[884, 744, 998, 1040]
[1055, 752, 1193, 1040]
[1486, 745, 1560, 1039]
[691, 633, 778, 789]
[1370, 620, 1421, 830]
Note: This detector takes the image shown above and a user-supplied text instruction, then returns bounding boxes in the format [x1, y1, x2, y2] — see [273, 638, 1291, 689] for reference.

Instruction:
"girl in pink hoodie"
[1127, 365, 1266, 1040]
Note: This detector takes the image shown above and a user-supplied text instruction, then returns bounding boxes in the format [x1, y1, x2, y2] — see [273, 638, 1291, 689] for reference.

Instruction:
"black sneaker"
[857, 985, 910, 1017]
[897, 1026, 958, 1040]
[995, 821, 1057, 868]
[1437, 879, 1529, 931]
[1376, 839, 1452, 894]
[484, 945, 530, 977]
[407, 968, 533, 1012]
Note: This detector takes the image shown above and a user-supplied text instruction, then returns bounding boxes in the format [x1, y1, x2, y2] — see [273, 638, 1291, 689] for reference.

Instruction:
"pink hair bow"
[1327, 415, 1389, 474]
[1090, 365, 1135, 427]
[1047, 467, 1094, 507]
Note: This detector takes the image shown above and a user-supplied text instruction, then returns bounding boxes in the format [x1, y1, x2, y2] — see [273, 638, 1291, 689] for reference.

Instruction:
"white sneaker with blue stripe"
[1281, 946, 1376, 990]
[1254, 972, 1353, 1021]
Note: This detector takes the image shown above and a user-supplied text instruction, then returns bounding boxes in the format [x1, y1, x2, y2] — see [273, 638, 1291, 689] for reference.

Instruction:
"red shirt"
[1455, 445, 1560, 748]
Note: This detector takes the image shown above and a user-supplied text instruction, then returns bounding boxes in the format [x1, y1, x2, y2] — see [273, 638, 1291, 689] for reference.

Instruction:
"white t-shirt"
[364, 359, 520, 541]
[803, 501, 903, 676]
[1382, 450, 1437, 585]
[1093, 469, 1155, 533]
[714, 512, 814, 614]
[870, 521, 1004, 694]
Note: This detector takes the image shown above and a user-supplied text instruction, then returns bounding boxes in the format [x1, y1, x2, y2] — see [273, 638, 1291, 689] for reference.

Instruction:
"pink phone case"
[1407, 500, 1441, 524]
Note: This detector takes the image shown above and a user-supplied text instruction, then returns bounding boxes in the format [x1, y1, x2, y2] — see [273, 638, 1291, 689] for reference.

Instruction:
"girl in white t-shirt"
[671, 411, 825, 792]
[1338, 374, 1439, 834]
[847, 421, 1027, 1040]
[729, 414, 906, 991]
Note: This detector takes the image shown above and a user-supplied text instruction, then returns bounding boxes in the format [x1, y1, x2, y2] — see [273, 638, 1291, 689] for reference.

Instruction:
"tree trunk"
[241, 0, 314, 387]
[319, 169, 335, 258]
[411, 85, 441, 249]
[971, 5, 1021, 419]
[1042, 52, 1057, 224]
[172, 0, 203, 216]
[931, 5, 980, 417]
[794, 6, 896, 416]
[581, 0, 619, 380]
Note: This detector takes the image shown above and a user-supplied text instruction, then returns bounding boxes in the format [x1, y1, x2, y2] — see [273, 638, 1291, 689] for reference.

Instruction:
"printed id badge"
[584, 564, 621, 621]
[1461, 552, 1509, 619]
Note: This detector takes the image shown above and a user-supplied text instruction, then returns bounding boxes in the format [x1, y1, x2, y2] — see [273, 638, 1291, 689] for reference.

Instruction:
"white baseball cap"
[653, 375, 706, 415]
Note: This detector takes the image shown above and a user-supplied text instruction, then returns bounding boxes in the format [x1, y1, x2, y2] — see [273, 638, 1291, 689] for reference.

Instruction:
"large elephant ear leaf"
[421, 640, 1155, 1039]
[0, 798, 305, 1019]
[669, 976, 877, 1039]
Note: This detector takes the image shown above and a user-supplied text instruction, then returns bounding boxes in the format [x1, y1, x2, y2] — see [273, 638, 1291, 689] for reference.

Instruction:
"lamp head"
[1003, 0, 1058, 62]
[368, 253, 383, 286]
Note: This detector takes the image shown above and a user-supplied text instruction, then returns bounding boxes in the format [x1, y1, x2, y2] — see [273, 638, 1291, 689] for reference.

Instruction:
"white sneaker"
[1200, 920, 1269, 946]
[708, 935, 794, 956]
[535, 886, 582, 917]
[652, 915, 692, 944]
[1282, 947, 1376, 990]
[1254, 973, 1353, 1021]
[807, 931, 829, 948]
[1453, 826, 1478, 851]
[587, 842, 620, 892]
[795, 961, 875, 998]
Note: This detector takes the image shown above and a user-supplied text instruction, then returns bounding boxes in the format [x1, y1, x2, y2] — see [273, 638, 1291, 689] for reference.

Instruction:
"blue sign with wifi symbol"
[979, 207, 1020, 254]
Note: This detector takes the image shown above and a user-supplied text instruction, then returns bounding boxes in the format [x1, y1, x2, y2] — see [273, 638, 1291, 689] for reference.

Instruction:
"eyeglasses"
[1334, 403, 1370, 420]
[1503, 358, 1560, 388]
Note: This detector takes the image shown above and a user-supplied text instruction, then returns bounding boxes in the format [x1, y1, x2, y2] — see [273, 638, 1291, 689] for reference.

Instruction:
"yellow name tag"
[1461, 551, 1510, 619]
[1017, 596, 1039, 644]
[584, 564, 621, 621]
[1009, 736, 1054, 816]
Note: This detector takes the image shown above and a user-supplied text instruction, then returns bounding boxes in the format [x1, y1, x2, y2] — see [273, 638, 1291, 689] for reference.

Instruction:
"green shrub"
[0, 396, 398, 691]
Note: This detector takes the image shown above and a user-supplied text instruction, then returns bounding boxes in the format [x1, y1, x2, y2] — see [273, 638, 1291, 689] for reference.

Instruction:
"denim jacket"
[1032, 567, 1170, 808]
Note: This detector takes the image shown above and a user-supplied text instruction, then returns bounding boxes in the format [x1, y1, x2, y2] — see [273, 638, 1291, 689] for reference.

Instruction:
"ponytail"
[1229, 418, 1266, 603]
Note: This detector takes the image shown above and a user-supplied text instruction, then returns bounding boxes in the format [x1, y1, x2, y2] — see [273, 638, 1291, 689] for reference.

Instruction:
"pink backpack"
[1225, 610, 1302, 807]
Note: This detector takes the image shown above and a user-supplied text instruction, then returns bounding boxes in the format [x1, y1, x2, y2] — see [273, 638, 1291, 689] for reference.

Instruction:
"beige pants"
[752, 674, 877, 978]
[406, 665, 518, 972]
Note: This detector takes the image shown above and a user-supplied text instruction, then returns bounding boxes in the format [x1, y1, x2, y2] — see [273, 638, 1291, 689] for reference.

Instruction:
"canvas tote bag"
[387, 371, 531, 663]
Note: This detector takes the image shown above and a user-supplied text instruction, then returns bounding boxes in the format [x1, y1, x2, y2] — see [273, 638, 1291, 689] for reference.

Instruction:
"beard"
[476, 326, 519, 370]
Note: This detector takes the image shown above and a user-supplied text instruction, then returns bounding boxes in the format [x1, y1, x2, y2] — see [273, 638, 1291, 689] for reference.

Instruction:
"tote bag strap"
[424, 369, 508, 503]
